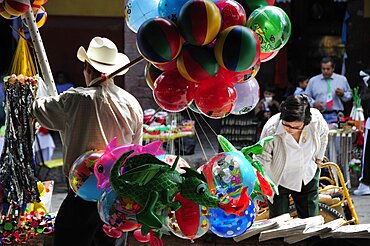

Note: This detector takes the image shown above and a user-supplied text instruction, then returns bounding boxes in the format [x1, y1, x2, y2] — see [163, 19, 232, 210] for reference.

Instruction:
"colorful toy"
[69, 150, 103, 201]
[94, 138, 165, 190]
[144, 62, 163, 90]
[153, 69, 196, 112]
[194, 77, 237, 119]
[137, 17, 182, 63]
[4, 0, 29, 17]
[177, 44, 220, 82]
[232, 78, 260, 115]
[214, 25, 260, 72]
[124, 0, 160, 33]
[0, 2, 17, 19]
[152, 59, 177, 71]
[247, 6, 291, 52]
[110, 151, 249, 236]
[178, 0, 221, 46]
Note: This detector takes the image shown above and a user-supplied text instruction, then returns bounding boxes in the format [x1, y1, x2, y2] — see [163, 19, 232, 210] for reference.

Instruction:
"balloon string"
[189, 109, 218, 155]
[186, 109, 208, 161]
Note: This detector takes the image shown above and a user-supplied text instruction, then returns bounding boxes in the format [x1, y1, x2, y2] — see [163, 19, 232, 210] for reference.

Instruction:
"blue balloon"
[158, 0, 190, 22]
[124, 0, 161, 33]
[208, 198, 256, 238]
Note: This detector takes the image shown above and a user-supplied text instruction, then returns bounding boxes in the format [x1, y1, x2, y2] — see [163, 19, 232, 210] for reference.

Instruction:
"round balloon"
[239, 0, 275, 13]
[194, 78, 237, 119]
[4, 0, 29, 16]
[215, 66, 247, 84]
[98, 189, 141, 231]
[153, 69, 196, 112]
[214, 25, 260, 72]
[178, 0, 221, 46]
[158, 0, 190, 22]
[260, 50, 279, 62]
[247, 6, 291, 52]
[177, 44, 219, 83]
[215, 0, 246, 32]
[232, 78, 260, 115]
[201, 152, 256, 197]
[69, 151, 104, 202]
[144, 62, 163, 90]
[137, 17, 182, 63]
[242, 59, 261, 82]
[124, 0, 160, 33]
[208, 198, 256, 238]
[166, 194, 210, 240]
[32, 0, 48, 5]
[152, 59, 178, 71]
[0, 2, 17, 19]
[22, 5, 47, 28]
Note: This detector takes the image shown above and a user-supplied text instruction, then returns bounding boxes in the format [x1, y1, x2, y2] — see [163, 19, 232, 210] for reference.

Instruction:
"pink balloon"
[94, 138, 165, 190]
[102, 224, 123, 239]
[133, 229, 150, 243]
[215, 0, 247, 31]
[153, 70, 196, 112]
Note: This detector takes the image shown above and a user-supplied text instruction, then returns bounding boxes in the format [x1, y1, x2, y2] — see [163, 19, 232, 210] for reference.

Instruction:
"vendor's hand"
[335, 88, 344, 97]
[313, 101, 324, 111]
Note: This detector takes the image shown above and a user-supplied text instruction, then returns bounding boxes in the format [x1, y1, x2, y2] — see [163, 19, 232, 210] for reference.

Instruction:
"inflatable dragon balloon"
[109, 150, 248, 235]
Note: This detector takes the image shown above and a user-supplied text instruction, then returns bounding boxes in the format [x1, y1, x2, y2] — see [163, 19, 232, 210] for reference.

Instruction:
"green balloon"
[246, 6, 291, 52]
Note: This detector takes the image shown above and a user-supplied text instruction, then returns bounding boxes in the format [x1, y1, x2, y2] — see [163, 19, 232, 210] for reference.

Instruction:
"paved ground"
[45, 129, 370, 224]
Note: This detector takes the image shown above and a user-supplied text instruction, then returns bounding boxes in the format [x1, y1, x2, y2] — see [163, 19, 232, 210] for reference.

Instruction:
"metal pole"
[23, 7, 57, 97]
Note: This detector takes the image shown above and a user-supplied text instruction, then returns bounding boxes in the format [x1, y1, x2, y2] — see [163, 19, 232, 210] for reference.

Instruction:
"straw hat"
[77, 37, 130, 76]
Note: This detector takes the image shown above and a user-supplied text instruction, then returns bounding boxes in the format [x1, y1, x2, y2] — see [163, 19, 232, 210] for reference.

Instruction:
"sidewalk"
[46, 129, 370, 224]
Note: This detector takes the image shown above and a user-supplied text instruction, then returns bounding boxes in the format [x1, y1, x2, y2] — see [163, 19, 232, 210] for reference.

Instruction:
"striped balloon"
[34, 5, 47, 28]
[178, 0, 221, 46]
[214, 25, 260, 72]
[0, 2, 17, 19]
[177, 45, 219, 83]
[137, 17, 182, 63]
[4, 0, 29, 16]
[32, 0, 48, 5]
[144, 62, 163, 90]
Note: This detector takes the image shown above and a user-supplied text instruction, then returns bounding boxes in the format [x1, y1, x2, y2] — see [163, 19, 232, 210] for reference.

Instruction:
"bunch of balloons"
[0, 0, 48, 28]
[126, 0, 291, 119]
[68, 136, 275, 243]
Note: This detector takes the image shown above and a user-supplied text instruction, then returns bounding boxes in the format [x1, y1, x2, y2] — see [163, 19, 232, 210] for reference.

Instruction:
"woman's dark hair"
[280, 95, 312, 125]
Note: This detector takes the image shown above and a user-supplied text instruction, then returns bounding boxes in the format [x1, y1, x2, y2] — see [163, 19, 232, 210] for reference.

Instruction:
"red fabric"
[38, 127, 49, 135]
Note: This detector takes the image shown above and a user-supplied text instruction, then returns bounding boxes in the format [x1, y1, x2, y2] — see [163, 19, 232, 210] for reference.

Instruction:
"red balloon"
[174, 193, 200, 240]
[152, 59, 178, 71]
[194, 78, 237, 119]
[153, 70, 196, 112]
[215, 0, 247, 31]
[133, 229, 150, 243]
[116, 220, 141, 232]
[102, 224, 122, 239]
[215, 66, 247, 83]
[260, 50, 279, 62]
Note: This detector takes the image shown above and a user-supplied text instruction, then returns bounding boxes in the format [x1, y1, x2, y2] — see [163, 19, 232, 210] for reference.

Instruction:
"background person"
[33, 37, 143, 246]
[256, 95, 329, 218]
[304, 57, 352, 123]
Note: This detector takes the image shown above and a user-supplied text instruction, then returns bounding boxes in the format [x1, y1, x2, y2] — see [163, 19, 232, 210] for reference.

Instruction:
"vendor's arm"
[339, 78, 352, 102]
[32, 95, 67, 131]
[315, 109, 329, 160]
[255, 125, 273, 170]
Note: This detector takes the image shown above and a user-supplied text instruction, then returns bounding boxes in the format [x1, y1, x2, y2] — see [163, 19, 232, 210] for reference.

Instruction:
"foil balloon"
[137, 17, 182, 63]
[158, 0, 190, 22]
[69, 151, 103, 202]
[194, 78, 237, 119]
[144, 62, 163, 90]
[231, 78, 260, 115]
[208, 198, 256, 238]
[214, 25, 260, 72]
[215, 0, 247, 31]
[124, 0, 160, 33]
[94, 138, 165, 190]
[166, 194, 210, 240]
[153, 69, 196, 112]
[178, 0, 221, 46]
[177, 44, 220, 83]
[247, 6, 291, 52]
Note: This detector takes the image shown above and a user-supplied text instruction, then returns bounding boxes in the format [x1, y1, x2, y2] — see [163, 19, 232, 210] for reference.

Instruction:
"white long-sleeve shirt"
[32, 79, 143, 176]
